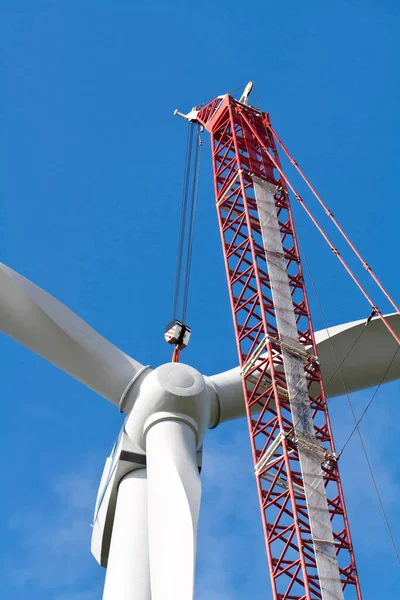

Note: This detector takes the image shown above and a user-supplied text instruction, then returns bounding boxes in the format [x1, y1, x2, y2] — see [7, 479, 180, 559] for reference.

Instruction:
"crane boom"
[191, 92, 362, 599]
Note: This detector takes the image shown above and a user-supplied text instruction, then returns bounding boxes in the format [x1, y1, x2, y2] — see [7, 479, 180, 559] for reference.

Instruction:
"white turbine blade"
[0, 262, 148, 407]
[207, 313, 400, 426]
[315, 312, 400, 398]
[146, 419, 201, 600]
[206, 366, 246, 426]
[102, 469, 151, 600]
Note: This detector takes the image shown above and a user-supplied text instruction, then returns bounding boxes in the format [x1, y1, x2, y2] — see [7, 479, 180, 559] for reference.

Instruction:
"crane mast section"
[253, 176, 342, 599]
[196, 95, 362, 600]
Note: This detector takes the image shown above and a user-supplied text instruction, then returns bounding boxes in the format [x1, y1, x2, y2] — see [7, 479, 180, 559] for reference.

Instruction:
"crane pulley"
[165, 121, 203, 361]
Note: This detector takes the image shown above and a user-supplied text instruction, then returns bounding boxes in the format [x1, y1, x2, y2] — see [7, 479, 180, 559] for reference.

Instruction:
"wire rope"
[298, 232, 400, 567]
[338, 344, 400, 457]
[252, 87, 400, 566]
[170, 122, 202, 328]
[172, 123, 194, 321]
[181, 126, 203, 323]
[320, 318, 372, 392]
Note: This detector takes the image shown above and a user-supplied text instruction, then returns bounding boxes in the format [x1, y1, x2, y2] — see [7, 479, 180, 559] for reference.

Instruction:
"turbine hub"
[124, 362, 212, 450]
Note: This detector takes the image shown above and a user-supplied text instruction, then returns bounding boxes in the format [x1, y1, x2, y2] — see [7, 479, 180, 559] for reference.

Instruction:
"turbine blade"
[314, 312, 400, 398]
[0, 262, 148, 407]
[146, 419, 200, 600]
[208, 313, 400, 425]
[102, 469, 151, 600]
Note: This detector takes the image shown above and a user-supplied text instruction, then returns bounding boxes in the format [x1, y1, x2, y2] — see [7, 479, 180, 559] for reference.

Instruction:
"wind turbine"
[1, 85, 400, 600]
[1, 266, 399, 600]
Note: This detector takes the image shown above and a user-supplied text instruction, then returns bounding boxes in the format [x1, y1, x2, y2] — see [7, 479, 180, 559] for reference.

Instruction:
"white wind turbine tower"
[1, 85, 400, 600]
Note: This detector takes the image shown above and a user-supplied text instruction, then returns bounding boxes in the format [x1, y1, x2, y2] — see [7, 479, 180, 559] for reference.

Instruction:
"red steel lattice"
[196, 94, 362, 599]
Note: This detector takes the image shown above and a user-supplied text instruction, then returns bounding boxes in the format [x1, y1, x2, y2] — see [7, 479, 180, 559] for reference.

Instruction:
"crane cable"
[253, 82, 400, 565]
[298, 234, 400, 567]
[254, 89, 400, 348]
[172, 122, 194, 322]
[338, 344, 400, 458]
[182, 125, 203, 324]
[169, 122, 203, 360]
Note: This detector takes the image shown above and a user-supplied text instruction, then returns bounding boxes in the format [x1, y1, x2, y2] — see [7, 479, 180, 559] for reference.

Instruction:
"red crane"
[177, 86, 363, 599]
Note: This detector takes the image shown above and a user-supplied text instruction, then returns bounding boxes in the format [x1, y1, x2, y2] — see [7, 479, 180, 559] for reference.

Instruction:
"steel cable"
[253, 91, 400, 566]
[338, 344, 400, 458]
[298, 233, 400, 567]
[320, 323, 369, 392]
[172, 123, 194, 321]
[171, 122, 202, 326]
[182, 127, 203, 323]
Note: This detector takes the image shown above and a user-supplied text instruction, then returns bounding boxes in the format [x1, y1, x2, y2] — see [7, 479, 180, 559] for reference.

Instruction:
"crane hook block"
[164, 320, 191, 349]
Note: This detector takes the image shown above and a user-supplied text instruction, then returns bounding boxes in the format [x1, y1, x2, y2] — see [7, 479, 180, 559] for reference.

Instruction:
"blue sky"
[0, 0, 399, 598]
